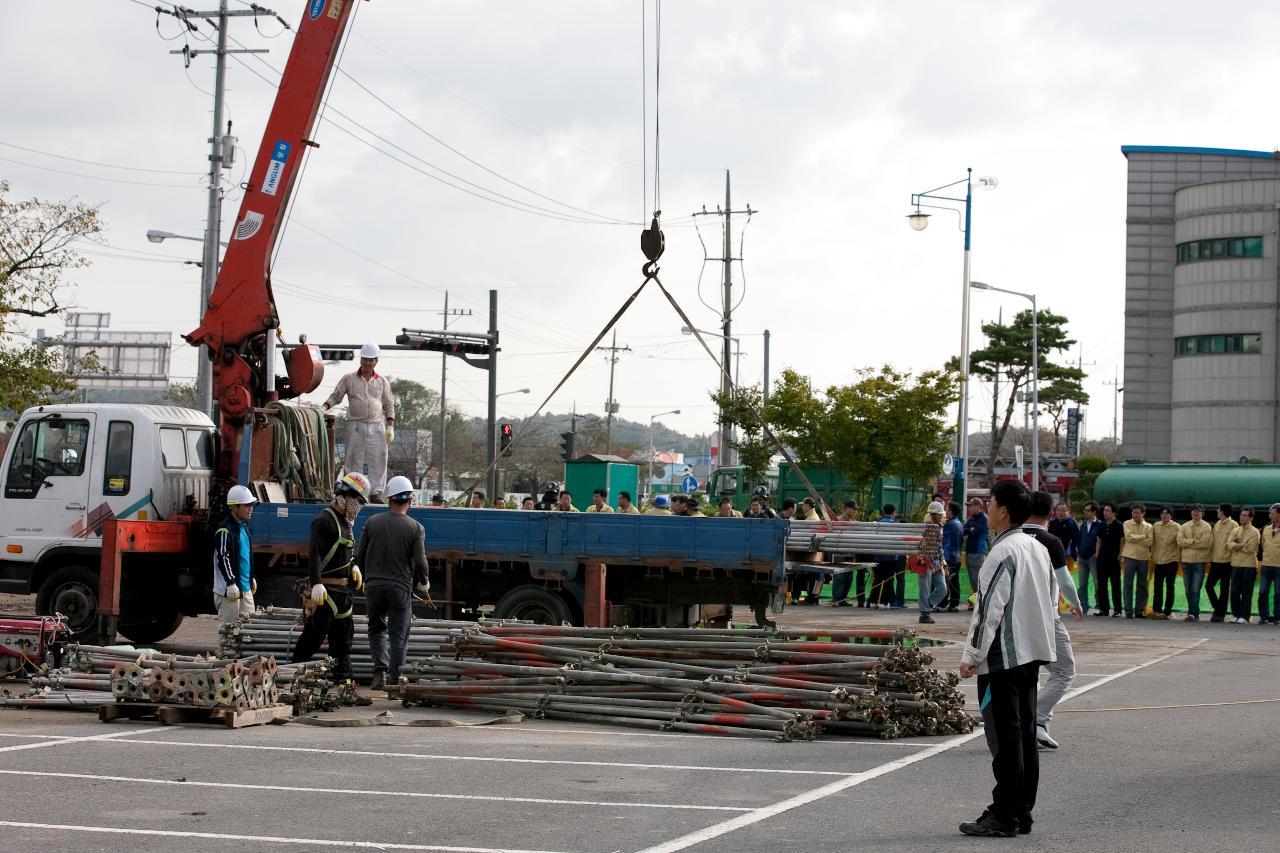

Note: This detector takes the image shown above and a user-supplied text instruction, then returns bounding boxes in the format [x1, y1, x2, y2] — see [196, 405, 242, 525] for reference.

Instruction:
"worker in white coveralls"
[323, 342, 396, 500]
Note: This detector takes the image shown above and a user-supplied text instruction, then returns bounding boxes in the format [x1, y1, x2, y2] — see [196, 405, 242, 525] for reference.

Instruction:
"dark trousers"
[291, 588, 355, 681]
[978, 662, 1041, 828]
[1152, 562, 1179, 615]
[1229, 567, 1256, 621]
[1206, 562, 1232, 618]
[366, 582, 412, 681]
[945, 564, 962, 609]
[892, 560, 906, 606]
[1096, 556, 1121, 613]
[871, 561, 896, 605]
[855, 566, 869, 605]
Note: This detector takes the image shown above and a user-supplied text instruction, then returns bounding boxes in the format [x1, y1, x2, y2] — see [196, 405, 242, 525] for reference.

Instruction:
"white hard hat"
[927, 501, 945, 515]
[227, 484, 258, 506]
[385, 475, 414, 501]
[359, 342, 381, 359]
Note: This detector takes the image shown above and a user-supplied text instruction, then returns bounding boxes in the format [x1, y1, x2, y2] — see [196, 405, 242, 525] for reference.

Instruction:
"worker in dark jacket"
[360, 476, 430, 690]
[212, 484, 258, 629]
[291, 473, 370, 695]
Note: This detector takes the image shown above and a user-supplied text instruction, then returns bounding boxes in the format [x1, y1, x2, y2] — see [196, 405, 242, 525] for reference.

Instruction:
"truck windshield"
[4, 417, 90, 499]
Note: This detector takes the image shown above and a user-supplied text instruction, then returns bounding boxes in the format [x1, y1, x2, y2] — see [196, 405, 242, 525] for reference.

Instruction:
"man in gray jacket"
[358, 476, 430, 689]
[959, 480, 1058, 838]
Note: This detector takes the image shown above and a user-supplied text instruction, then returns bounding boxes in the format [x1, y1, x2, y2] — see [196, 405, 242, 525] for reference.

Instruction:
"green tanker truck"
[1093, 463, 1280, 512]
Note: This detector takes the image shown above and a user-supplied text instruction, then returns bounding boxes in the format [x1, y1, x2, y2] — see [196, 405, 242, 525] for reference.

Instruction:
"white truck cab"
[0, 404, 215, 636]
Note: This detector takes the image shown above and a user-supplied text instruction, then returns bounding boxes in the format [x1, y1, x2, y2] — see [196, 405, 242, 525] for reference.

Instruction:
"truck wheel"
[35, 566, 99, 638]
[492, 585, 572, 625]
[119, 611, 184, 645]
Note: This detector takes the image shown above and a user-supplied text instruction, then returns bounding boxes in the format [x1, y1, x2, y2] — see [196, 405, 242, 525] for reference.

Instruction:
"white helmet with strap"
[227, 484, 258, 506]
[385, 475, 414, 502]
[359, 342, 381, 359]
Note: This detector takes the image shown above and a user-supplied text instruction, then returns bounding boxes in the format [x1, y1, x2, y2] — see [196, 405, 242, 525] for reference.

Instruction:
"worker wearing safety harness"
[290, 473, 370, 694]
[323, 342, 395, 500]
[212, 484, 258, 629]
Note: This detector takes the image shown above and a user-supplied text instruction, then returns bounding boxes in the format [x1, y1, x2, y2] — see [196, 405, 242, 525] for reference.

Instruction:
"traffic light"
[395, 333, 490, 355]
[318, 349, 354, 362]
[500, 423, 513, 457]
[559, 431, 576, 462]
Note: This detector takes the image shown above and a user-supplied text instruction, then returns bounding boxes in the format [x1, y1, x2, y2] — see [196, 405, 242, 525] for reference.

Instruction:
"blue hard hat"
[654, 495, 669, 507]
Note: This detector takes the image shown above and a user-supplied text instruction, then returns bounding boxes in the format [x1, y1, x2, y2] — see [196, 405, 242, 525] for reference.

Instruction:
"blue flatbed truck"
[244, 505, 789, 629]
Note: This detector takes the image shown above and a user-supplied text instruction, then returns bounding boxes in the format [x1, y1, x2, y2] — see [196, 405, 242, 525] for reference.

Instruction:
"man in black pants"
[1094, 502, 1124, 616]
[1206, 503, 1239, 622]
[292, 473, 371, 702]
[959, 480, 1057, 837]
[360, 476, 430, 690]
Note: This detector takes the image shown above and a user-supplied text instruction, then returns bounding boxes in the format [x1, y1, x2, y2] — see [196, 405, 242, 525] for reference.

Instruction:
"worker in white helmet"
[323, 342, 395, 500]
[213, 484, 258, 629]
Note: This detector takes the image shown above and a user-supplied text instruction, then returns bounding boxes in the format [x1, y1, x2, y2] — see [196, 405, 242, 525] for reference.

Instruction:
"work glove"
[352, 566, 363, 591]
[226, 585, 240, 601]
[415, 581, 430, 596]
[385, 426, 395, 445]
[250, 578, 258, 595]
[310, 583, 327, 605]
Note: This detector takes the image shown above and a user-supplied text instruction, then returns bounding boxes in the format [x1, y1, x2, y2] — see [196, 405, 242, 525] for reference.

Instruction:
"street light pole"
[971, 281, 1040, 491]
[908, 169, 997, 507]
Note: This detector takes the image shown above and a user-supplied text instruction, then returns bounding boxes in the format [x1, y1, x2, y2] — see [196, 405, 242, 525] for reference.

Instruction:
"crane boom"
[184, 0, 357, 482]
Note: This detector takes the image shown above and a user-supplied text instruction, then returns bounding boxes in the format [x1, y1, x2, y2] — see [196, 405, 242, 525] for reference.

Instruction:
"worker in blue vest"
[212, 484, 257, 629]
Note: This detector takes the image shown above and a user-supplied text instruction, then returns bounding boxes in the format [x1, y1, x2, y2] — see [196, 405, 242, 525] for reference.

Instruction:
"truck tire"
[492, 585, 572, 625]
[119, 610, 184, 645]
[35, 566, 100, 638]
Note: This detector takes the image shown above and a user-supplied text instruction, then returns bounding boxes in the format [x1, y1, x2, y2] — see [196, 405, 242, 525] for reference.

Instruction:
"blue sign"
[308, 0, 328, 20]
[681, 476, 699, 494]
[262, 141, 291, 197]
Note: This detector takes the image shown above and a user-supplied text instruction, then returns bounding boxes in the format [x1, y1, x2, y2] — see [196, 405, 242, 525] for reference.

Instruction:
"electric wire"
[0, 141, 202, 176]
[0, 156, 199, 189]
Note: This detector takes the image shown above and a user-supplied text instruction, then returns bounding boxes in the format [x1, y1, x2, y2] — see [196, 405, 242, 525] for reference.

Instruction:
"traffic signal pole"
[486, 290, 499, 501]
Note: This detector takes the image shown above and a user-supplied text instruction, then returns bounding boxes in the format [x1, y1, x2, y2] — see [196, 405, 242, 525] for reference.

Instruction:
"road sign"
[681, 476, 699, 494]
[942, 453, 954, 476]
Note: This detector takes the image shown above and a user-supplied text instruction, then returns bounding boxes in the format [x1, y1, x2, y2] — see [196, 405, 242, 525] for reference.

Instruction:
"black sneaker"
[919, 614, 935, 624]
[369, 672, 386, 691]
[946, 606, 960, 613]
[959, 814, 1018, 837]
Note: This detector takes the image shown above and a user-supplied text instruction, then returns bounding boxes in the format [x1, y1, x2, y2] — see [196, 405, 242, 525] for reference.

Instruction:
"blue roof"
[1121, 145, 1278, 160]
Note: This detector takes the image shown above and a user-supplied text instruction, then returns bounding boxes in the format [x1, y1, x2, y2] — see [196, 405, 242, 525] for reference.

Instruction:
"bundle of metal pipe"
[390, 624, 972, 742]
[786, 520, 926, 556]
[109, 655, 281, 710]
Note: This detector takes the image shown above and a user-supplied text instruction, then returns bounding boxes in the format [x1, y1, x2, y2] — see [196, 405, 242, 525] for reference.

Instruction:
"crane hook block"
[641, 214, 665, 263]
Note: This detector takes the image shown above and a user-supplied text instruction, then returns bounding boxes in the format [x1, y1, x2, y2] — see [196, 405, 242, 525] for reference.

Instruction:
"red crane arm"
[185, 0, 356, 424]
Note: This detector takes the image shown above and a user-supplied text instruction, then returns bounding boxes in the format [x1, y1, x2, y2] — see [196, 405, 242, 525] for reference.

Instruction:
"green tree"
[160, 381, 199, 410]
[1040, 379, 1090, 454]
[711, 383, 775, 483]
[969, 308, 1084, 484]
[0, 180, 103, 415]
[389, 378, 440, 429]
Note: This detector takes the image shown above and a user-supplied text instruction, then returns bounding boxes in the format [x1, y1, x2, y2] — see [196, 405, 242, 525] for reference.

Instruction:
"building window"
[1174, 333, 1262, 356]
[1175, 236, 1263, 264]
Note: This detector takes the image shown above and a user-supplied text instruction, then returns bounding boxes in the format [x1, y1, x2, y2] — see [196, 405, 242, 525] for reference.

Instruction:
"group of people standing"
[1053, 501, 1280, 624]
[213, 471, 430, 702]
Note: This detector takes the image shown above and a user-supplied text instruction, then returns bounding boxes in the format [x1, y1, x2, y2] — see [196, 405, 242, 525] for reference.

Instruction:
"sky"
[5, 0, 1280, 448]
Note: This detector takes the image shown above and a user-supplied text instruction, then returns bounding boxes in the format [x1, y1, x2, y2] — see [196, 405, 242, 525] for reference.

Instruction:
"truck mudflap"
[98, 517, 191, 624]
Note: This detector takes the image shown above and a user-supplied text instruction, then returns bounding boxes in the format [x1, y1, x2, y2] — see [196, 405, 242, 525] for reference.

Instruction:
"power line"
[0, 155, 199, 189]
[0, 140, 203, 176]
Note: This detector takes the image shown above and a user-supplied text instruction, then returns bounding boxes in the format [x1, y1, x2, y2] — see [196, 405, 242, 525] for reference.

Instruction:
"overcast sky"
[6, 0, 1279, 447]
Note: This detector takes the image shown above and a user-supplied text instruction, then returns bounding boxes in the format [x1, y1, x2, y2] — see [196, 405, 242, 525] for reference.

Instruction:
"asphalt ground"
[0, 597, 1277, 852]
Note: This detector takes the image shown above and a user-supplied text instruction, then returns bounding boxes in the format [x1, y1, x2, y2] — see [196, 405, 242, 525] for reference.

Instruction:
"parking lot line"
[0, 768, 753, 812]
[0, 726, 169, 753]
[0, 821, 577, 853]
[96, 738, 855, 776]
[464, 725, 932, 747]
[635, 639, 1208, 853]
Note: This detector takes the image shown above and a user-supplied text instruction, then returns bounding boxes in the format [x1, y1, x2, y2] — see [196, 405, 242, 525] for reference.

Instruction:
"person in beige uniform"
[585, 489, 614, 513]
[1259, 503, 1280, 625]
[616, 491, 640, 514]
[1121, 505, 1153, 618]
[1177, 504, 1212, 621]
[324, 342, 395, 499]
[644, 494, 673, 515]
[1208, 504, 1239, 622]
[1150, 507, 1181, 619]
[1227, 508, 1260, 624]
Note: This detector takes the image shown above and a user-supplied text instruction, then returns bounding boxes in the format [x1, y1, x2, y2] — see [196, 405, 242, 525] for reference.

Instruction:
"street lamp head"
[969, 281, 991, 291]
[907, 211, 930, 231]
[146, 229, 173, 244]
[680, 326, 693, 335]
[976, 176, 999, 190]
[672, 409, 681, 415]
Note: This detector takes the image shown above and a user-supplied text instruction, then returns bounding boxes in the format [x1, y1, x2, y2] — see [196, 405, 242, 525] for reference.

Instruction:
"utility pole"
[763, 329, 771, 404]
[486, 290, 499, 501]
[157, 2, 273, 418]
[693, 171, 755, 468]
[435, 291, 471, 495]
[596, 330, 630, 454]
[1106, 367, 1124, 445]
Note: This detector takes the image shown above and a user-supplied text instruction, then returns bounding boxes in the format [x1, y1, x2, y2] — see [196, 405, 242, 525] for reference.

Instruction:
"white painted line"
[0, 821, 575, 853]
[635, 639, 1209, 853]
[0, 733, 75, 741]
[0, 726, 170, 753]
[0, 768, 751, 812]
[98, 738, 852, 776]
[464, 726, 931, 747]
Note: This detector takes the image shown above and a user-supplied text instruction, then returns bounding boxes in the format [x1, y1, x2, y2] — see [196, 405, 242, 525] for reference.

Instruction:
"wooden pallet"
[98, 702, 293, 729]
